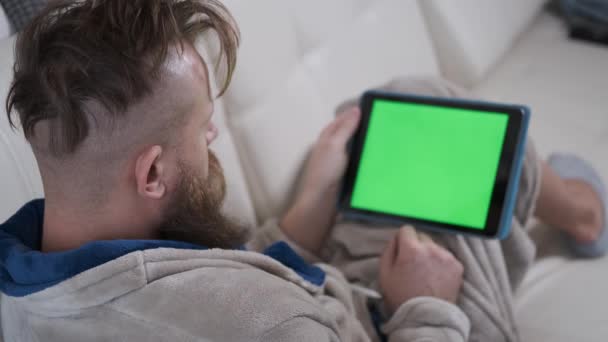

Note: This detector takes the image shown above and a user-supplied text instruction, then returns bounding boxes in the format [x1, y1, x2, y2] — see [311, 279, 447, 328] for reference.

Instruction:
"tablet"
[338, 90, 530, 239]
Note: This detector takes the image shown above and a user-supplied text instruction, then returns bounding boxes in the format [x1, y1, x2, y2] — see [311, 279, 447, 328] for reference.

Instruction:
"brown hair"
[6, 0, 239, 155]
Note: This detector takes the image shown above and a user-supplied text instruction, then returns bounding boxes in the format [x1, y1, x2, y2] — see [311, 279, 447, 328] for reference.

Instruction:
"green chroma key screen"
[350, 100, 509, 230]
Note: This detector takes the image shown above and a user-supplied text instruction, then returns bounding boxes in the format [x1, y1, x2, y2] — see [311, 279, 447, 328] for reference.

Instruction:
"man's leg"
[326, 76, 541, 342]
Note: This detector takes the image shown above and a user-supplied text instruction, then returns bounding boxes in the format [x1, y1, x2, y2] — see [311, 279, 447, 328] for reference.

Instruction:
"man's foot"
[548, 153, 608, 258]
[561, 179, 604, 243]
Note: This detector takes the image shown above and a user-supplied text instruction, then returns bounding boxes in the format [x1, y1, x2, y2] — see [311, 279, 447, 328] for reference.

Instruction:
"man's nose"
[206, 121, 219, 145]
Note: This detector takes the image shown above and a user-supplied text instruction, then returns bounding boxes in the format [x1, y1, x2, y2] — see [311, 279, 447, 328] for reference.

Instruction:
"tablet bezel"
[338, 90, 528, 238]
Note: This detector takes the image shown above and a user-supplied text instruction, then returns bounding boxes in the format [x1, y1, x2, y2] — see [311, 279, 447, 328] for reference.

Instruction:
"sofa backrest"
[420, 0, 548, 87]
[218, 0, 441, 222]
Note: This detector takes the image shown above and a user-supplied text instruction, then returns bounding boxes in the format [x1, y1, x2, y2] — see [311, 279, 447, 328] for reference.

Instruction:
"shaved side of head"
[31, 44, 212, 206]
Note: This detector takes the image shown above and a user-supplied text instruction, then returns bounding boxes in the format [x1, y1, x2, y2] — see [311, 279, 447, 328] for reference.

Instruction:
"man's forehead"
[150, 43, 212, 116]
[113, 42, 213, 138]
[165, 43, 210, 92]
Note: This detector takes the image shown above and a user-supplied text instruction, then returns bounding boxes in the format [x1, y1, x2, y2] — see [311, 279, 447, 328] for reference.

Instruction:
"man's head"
[6, 0, 250, 249]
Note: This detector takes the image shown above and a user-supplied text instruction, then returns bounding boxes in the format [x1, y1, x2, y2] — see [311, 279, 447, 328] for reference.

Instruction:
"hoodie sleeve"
[382, 297, 471, 342]
[260, 297, 470, 342]
[261, 316, 341, 342]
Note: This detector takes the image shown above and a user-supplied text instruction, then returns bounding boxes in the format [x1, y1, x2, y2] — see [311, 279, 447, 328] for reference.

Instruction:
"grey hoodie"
[1, 77, 539, 341]
[0, 204, 470, 341]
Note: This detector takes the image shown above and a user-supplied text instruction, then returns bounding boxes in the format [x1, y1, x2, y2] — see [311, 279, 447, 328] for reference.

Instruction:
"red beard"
[158, 151, 250, 249]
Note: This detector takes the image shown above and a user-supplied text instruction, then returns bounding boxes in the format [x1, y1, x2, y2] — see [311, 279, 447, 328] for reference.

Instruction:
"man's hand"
[280, 107, 361, 254]
[379, 227, 464, 315]
[300, 107, 361, 199]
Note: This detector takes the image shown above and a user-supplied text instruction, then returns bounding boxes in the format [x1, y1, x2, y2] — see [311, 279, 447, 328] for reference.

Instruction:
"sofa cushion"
[514, 254, 608, 342]
[420, 0, 547, 87]
[219, 0, 441, 221]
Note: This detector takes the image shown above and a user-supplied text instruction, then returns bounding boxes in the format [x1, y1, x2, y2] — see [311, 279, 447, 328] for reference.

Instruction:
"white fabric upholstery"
[515, 254, 608, 342]
[475, 13, 608, 342]
[420, 0, 547, 87]
[0, 5, 11, 40]
[220, 0, 440, 221]
[474, 12, 608, 177]
[0, 37, 43, 222]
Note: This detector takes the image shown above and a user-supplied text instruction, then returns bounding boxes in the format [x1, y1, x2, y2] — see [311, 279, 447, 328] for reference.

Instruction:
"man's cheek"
[208, 150, 221, 173]
[207, 151, 226, 200]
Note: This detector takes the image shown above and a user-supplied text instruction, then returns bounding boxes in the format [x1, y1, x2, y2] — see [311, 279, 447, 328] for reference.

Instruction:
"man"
[1, 0, 606, 341]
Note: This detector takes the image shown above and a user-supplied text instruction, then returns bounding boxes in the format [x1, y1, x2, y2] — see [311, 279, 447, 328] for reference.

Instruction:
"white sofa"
[1, 1, 608, 340]
[0, 5, 11, 40]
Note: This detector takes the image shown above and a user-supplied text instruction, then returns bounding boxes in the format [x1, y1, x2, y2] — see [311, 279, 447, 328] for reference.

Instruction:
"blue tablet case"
[340, 94, 531, 240]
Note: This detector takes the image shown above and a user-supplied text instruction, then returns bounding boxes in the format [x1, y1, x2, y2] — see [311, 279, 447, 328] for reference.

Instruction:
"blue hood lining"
[0, 200, 325, 297]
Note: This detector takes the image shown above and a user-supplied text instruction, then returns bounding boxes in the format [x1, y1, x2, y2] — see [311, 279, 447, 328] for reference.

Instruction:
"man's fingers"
[319, 118, 341, 140]
[380, 232, 398, 270]
[319, 108, 354, 140]
[332, 107, 361, 144]
[397, 226, 418, 245]
[393, 226, 420, 261]
[336, 103, 358, 117]
[435, 244, 457, 261]
[418, 232, 434, 245]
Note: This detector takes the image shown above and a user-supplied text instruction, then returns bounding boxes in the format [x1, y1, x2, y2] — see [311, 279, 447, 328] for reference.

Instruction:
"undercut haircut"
[6, 0, 239, 155]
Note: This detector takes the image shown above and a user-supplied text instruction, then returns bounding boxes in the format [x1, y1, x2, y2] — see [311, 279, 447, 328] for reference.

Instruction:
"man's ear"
[135, 145, 167, 200]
